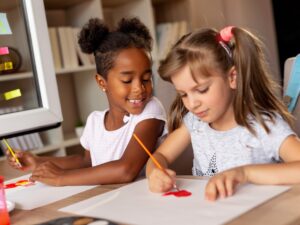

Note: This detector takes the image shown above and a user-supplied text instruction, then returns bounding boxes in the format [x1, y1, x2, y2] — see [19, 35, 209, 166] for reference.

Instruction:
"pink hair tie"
[219, 26, 234, 42]
[217, 26, 235, 58]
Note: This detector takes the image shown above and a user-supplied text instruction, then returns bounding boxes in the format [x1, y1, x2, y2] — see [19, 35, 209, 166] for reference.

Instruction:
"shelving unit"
[1, 0, 279, 176]
[0, 72, 33, 82]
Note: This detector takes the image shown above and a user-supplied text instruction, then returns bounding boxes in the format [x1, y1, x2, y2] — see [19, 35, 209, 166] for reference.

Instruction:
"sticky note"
[4, 61, 13, 70]
[0, 13, 12, 35]
[3, 89, 21, 100]
[0, 61, 13, 71]
[0, 47, 9, 55]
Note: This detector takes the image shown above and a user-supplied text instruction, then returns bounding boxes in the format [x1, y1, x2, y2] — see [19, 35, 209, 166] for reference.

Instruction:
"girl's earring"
[102, 88, 106, 92]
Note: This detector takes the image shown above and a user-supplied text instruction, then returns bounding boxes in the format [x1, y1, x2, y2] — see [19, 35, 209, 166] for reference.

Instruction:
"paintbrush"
[133, 133, 180, 191]
[2, 138, 22, 168]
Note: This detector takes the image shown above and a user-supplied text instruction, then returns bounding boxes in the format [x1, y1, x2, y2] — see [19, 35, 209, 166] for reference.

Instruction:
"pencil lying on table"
[2, 138, 22, 168]
[133, 133, 180, 191]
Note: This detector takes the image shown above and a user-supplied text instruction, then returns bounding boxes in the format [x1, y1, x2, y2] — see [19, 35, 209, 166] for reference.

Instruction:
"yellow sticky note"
[4, 61, 13, 70]
[4, 89, 21, 100]
[0, 62, 13, 71]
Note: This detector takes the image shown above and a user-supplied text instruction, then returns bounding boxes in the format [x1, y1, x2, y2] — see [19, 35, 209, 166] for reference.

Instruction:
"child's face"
[171, 65, 237, 129]
[99, 48, 153, 116]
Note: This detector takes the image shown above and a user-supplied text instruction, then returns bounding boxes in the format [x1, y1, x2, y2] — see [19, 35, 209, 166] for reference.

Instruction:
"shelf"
[0, 134, 80, 161]
[56, 65, 96, 75]
[0, 1, 18, 11]
[28, 132, 81, 154]
[63, 132, 81, 148]
[102, 0, 137, 8]
[0, 72, 33, 81]
[152, 0, 172, 5]
[0, 66, 96, 81]
[43, 0, 88, 10]
[31, 144, 62, 155]
[0, 143, 61, 162]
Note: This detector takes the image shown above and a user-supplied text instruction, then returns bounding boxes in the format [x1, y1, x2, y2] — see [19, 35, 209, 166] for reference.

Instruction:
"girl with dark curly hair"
[8, 18, 166, 186]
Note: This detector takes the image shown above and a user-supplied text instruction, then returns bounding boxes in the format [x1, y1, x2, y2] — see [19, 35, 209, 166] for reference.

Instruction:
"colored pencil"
[2, 139, 22, 167]
[133, 133, 180, 191]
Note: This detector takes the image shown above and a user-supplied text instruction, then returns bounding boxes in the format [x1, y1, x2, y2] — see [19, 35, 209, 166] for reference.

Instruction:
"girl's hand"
[205, 166, 248, 201]
[30, 161, 65, 186]
[148, 167, 176, 193]
[6, 150, 38, 171]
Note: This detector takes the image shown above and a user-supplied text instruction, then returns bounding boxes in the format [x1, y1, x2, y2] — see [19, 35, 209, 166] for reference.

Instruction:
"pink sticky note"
[0, 47, 9, 55]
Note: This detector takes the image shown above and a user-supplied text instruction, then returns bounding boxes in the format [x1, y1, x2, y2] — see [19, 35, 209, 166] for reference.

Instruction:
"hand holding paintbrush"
[133, 133, 180, 191]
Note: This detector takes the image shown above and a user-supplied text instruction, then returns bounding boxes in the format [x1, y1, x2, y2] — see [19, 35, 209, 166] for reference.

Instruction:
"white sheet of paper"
[60, 178, 290, 225]
[4, 174, 97, 210]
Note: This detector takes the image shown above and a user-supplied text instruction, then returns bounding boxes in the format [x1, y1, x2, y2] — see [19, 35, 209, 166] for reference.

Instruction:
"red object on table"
[163, 189, 192, 197]
[0, 176, 10, 225]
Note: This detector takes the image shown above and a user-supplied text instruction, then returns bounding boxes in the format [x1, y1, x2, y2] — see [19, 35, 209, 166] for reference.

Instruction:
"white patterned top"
[183, 112, 295, 176]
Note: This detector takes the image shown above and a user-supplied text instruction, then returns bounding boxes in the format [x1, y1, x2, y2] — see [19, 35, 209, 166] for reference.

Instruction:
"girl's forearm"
[38, 154, 88, 170]
[58, 160, 141, 186]
[244, 161, 300, 185]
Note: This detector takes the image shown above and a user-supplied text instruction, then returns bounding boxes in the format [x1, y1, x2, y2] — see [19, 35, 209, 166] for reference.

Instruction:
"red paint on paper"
[4, 179, 34, 189]
[4, 183, 16, 189]
[163, 189, 192, 197]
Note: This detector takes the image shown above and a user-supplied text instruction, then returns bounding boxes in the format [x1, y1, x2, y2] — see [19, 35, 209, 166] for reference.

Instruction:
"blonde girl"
[146, 26, 300, 201]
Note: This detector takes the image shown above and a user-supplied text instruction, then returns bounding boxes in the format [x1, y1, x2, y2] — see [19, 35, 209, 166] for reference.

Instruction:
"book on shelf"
[3, 133, 44, 152]
[72, 27, 93, 66]
[0, 106, 44, 151]
[89, 54, 95, 64]
[156, 23, 172, 60]
[8, 137, 21, 150]
[156, 21, 188, 61]
[178, 21, 188, 38]
[50, 26, 95, 69]
[16, 135, 29, 151]
[57, 27, 73, 69]
[23, 134, 35, 150]
[31, 132, 44, 148]
[65, 27, 79, 68]
[48, 27, 62, 70]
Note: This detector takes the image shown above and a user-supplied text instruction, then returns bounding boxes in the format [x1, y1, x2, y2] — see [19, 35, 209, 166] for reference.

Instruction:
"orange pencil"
[133, 133, 179, 191]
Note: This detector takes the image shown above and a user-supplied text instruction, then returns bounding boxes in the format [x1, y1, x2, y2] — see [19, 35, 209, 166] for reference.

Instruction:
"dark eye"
[142, 74, 152, 82]
[197, 87, 209, 94]
[122, 80, 132, 84]
[179, 93, 187, 98]
[142, 78, 151, 83]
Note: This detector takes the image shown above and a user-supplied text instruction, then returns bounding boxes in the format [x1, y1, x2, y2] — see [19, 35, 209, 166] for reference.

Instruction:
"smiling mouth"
[127, 98, 147, 107]
[128, 99, 144, 104]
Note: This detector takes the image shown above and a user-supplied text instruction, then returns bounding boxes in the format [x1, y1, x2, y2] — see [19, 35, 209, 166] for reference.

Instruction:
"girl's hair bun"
[78, 18, 109, 54]
[117, 17, 152, 44]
